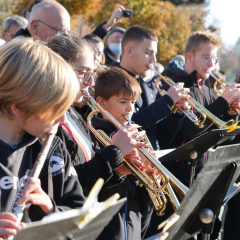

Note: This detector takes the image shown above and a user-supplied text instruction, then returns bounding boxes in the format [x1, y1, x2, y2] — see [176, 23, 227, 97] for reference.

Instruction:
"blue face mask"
[108, 43, 122, 56]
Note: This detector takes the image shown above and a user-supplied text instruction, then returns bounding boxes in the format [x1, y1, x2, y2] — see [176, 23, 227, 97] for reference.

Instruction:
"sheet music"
[155, 149, 175, 159]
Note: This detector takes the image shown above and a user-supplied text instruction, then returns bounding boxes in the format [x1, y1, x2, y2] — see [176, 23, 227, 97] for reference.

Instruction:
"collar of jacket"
[110, 61, 141, 82]
[171, 69, 205, 86]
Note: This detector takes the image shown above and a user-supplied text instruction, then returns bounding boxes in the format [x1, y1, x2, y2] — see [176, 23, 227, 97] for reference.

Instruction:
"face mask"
[108, 43, 122, 56]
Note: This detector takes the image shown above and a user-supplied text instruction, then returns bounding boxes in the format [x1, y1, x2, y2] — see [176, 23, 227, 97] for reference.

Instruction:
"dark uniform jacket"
[161, 61, 238, 187]
[56, 107, 125, 196]
[0, 133, 85, 223]
[91, 114, 153, 240]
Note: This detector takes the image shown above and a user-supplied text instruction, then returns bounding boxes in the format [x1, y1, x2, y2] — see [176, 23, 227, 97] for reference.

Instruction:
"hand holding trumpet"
[166, 82, 191, 113]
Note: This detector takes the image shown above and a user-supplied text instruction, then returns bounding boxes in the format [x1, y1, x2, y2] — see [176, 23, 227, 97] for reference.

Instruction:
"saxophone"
[5, 133, 55, 240]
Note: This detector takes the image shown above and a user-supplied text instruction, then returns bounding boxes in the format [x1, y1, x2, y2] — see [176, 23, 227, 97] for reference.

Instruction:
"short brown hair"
[122, 25, 158, 55]
[47, 34, 94, 64]
[95, 66, 142, 100]
[185, 31, 221, 55]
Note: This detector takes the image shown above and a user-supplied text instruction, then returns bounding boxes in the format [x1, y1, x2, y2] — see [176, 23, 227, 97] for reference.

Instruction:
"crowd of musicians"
[1, 0, 240, 239]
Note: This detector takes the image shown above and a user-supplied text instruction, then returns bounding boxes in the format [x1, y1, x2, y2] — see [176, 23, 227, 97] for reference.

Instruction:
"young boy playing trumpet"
[91, 66, 156, 240]
[0, 37, 85, 238]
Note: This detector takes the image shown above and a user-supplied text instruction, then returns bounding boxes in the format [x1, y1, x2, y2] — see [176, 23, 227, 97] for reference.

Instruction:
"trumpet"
[150, 65, 238, 131]
[84, 90, 189, 215]
[207, 69, 240, 115]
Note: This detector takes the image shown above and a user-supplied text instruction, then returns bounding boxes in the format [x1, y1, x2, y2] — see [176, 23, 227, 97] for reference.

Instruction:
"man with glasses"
[14, 0, 71, 41]
[2, 15, 28, 42]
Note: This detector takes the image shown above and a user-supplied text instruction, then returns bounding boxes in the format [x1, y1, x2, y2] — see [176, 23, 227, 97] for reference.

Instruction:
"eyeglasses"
[74, 69, 97, 83]
[37, 20, 72, 35]
[193, 53, 220, 64]
[5, 32, 15, 38]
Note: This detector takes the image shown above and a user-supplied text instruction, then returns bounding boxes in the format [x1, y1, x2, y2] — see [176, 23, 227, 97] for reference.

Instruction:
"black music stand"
[158, 128, 240, 187]
[155, 144, 240, 240]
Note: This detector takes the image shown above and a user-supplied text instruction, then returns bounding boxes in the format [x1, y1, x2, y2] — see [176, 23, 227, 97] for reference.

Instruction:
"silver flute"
[5, 133, 55, 240]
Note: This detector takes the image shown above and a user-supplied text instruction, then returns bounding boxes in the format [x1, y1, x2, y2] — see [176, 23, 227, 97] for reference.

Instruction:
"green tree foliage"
[11, 0, 101, 19]
[87, 0, 208, 65]
[163, 0, 208, 5]
[0, 0, 13, 32]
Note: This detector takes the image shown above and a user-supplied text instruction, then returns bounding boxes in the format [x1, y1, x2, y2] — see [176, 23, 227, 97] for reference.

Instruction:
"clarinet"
[5, 133, 55, 240]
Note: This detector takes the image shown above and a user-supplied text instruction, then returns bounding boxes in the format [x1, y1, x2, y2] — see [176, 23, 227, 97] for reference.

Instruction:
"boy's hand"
[175, 97, 190, 113]
[0, 212, 22, 239]
[228, 98, 240, 115]
[222, 84, 240, 104]
[111, 124, 150, 156]
[167, 83, 190, 103]
[116, 149, 145, 175]
[18, 178, 54, 215]
[138, 151, 157, 175]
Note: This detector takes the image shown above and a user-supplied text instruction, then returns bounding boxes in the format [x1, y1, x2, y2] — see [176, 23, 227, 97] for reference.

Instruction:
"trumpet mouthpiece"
[149, 65, 154, 70]
[125, 115, 131, 124]
[83, 90, 90, 97]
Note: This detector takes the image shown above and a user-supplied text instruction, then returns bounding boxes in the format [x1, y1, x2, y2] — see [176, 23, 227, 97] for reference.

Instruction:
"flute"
[5, 133, 55, 240]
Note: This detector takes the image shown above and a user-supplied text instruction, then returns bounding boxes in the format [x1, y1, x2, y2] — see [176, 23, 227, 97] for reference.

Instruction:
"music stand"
[13, 198, 126, 240]
[155, 143, 240, 240]
[158, 128, 240, 187]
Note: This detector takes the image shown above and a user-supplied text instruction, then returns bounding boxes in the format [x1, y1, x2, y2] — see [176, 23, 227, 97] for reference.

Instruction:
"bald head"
[28, 0, 70, 42]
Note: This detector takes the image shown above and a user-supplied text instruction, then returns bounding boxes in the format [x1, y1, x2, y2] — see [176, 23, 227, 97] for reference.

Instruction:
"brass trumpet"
[207, 69, 240, 115]
[150, 65, 238, 131]
[84, 90, 189, 215]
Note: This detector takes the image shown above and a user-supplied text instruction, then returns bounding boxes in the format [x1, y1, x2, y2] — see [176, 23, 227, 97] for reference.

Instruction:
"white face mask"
[108, 43, 122, 56]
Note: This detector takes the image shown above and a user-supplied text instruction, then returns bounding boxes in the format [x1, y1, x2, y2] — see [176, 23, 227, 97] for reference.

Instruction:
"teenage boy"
[161, 31, 240, 187]
[92, 66, 156, 240]
[0, 37, 85, 238]
[111, 25, 190, 150]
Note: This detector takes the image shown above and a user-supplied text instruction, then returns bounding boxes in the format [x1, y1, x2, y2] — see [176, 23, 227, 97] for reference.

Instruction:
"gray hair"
[169, 55, 185, 63]
[4, 15, 28, 32]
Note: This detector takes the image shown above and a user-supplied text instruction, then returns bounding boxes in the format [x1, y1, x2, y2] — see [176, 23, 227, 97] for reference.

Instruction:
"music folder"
[13, 198, 126, 240]
[13, 179, 126, 240]
[155, 143, 240, 240]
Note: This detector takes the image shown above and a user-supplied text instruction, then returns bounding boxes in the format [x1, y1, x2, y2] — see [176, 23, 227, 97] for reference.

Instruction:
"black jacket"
[91, 114, 153, 240]
[14, 27, 31, 38]
[56, 107, 125, 196]
[111, 61, 185, 150]
[92, 21, 109, 40]
[161, 61, 238, 186]
[0, 133, 85, 223]
[92, 22, 118, 66]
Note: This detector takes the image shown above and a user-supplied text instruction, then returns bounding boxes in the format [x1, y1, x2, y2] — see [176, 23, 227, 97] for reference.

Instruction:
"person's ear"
[10, 104, 22, 117]
[186, 52, 193, 63]
[125, 45, 134, 58]
[31, 20, 39, 36]
[2, 31, 7, 41]
[96, 96, 107, 108]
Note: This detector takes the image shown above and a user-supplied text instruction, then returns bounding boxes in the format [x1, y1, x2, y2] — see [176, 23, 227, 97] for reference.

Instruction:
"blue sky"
[207, 0, 240, 47]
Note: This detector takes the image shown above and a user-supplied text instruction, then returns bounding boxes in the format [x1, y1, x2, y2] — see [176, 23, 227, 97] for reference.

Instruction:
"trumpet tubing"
[150, 65, 237, 131]
[208, 69, 240, 115]
[84, 90, 189, 215]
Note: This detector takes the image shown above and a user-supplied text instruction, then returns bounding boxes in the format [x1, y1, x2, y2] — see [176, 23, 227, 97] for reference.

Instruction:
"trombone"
[150, 65, 238, 131]
[207, 69, 240, 115]
[84, 90, 189, 215]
